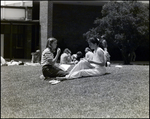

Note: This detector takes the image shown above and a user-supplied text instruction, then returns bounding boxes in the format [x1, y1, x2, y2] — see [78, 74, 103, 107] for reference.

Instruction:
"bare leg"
[56, 76, 67, 81]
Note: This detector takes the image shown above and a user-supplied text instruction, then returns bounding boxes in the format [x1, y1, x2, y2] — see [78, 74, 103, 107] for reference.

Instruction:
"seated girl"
[84, 47, 94, 61]
[56, 37, 106, 81]
[60, 48, 72, 64]
[40, 37, 68, 80]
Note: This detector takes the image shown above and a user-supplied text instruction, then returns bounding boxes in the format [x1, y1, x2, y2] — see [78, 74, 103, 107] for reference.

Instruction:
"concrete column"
[40, 1, 53, 52]
[47, 1, 53, 38]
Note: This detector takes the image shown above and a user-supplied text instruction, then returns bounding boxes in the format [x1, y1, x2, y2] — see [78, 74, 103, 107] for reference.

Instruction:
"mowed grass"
[1, 64, 149, 118]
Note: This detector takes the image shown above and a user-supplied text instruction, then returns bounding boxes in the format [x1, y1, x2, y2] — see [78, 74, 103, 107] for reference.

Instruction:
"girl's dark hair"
[76, 51, 83, 61]
[46, 37, 57, 53]
[88, 37, 100, 45]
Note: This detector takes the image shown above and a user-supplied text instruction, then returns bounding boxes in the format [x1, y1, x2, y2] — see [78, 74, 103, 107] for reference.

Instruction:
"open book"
[58, 64, 72, 71]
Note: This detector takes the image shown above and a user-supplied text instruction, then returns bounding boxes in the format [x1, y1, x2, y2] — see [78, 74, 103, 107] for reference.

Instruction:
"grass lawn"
[1, 64, 149, 118]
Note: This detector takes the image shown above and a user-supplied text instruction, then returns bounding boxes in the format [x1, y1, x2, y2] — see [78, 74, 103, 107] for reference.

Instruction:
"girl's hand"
[57, 48, 61, 55]
[54, 48, 61, 63]
[86, 58, 91, 62]
[80, 58, 85, 60]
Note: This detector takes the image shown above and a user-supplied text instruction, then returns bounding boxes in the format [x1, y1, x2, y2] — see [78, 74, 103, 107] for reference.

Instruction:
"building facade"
[1, 1, 149, 61]
[1, 1, 40, 59]
[40, 1, 107, 54]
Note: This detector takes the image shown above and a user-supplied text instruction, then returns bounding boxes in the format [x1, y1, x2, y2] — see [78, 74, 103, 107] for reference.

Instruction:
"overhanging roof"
[52, 1, 108, 6]
[1, 20, 39, 25]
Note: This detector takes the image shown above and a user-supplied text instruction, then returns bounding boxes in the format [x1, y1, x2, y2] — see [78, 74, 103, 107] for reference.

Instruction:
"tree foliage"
[83, 1, 149, 64]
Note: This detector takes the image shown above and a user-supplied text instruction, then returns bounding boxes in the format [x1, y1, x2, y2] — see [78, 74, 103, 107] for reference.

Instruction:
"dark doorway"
[53, 4, 102, 55]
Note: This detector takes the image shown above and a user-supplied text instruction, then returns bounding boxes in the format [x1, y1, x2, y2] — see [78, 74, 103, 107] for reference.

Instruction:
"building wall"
[25, 25, 32, 58]
[39, 1, 149, 61]
[1, 24, 33, 59]
[53, 3, 103, 55]
[1, 4, 40, 60]
[41, 1, 119, 60]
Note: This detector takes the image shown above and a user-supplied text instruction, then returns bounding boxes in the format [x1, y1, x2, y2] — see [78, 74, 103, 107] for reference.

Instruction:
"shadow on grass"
[104, 72, 111, 75]
[53, 72, 111, 82]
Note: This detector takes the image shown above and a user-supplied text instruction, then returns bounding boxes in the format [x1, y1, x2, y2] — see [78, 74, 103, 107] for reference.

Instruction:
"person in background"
[101, 35, 108, 51]
[84, 47, 93, 61]
[129, 51, 136, 62]
[76, 51, 83, 62]
[71, 54, 77, 63]
[60, 48, 72, 64]
[104, 50, 111, 67]
[31, 50, 41, 63]
[56, 37, 106, 81]
[101, 35, 111, 67]
[40, 37, 68, 80]
[1, 56, 7, 66]
[1, 56, 24, 66]
[71, 51, 83, 64]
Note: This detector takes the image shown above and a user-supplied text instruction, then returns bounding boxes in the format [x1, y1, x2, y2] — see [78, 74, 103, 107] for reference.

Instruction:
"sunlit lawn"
[1, 64, 149, 118]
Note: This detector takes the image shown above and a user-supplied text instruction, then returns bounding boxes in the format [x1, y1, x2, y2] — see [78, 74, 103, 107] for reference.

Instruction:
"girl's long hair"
[46, 37, 57, 53]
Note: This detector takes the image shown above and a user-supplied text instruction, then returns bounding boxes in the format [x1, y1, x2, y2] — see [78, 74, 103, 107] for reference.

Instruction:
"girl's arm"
[47, 48, 61, 65]
[87, 48, 105, 66]
[53, 48, 61, 63]
[88, 60, 105, 66]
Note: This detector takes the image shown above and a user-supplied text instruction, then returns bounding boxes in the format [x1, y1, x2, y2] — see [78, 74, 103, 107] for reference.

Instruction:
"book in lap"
[59, 64, 71, 71]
